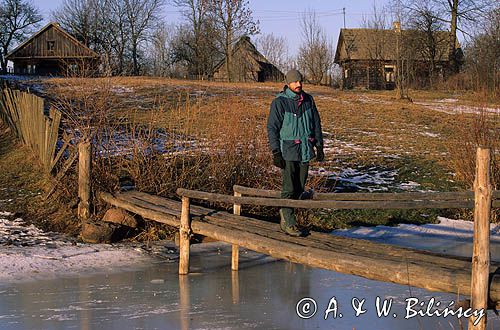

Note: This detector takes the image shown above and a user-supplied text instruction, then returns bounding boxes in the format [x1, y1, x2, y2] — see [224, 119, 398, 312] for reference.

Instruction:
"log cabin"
[213, 36, 284, 83]
[334, 24, 461, 90]
[6, 22, 99, 76]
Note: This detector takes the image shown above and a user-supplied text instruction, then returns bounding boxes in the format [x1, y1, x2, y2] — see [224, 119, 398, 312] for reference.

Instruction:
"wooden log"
[177, 188, 474, 209]
[469, 147, 492, 330]
[232, 191, 241, 271]
[78, 141, 91, 220]
[179, 197, 191, 275]
[233, 185, 483, 201]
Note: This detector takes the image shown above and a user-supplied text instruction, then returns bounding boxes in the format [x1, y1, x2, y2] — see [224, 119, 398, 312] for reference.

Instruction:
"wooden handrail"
[233, 185, 500, 202]
[176, 188, 476, 209]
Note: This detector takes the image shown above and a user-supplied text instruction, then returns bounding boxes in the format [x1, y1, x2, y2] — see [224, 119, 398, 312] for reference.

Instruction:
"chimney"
[393, 21, 401, 33]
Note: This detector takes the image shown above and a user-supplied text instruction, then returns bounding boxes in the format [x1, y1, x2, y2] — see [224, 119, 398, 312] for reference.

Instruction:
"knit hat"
[285, 69, 303, 84]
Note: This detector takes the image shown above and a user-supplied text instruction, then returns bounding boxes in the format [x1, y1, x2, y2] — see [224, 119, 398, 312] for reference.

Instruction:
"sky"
[32, 0, 394, 55]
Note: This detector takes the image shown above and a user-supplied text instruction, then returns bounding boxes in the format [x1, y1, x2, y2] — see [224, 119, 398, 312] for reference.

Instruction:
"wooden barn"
[6, 22, 99, 76]
[213, 36, 284, 82]
[334, 26, 459, 90]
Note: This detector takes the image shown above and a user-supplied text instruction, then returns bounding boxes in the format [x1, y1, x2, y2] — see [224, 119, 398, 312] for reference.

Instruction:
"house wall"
[341, 61, 396, 90]
[11, 25, 96, 59]
[13, 58, 98, 76]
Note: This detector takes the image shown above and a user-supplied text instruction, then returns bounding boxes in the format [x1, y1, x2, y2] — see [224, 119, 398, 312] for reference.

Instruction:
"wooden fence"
[0, 84, 61, 173]
[176, 147, 497, 330]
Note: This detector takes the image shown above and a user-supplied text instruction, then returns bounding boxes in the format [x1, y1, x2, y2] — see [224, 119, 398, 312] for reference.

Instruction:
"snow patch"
[333, 217, 500, 261]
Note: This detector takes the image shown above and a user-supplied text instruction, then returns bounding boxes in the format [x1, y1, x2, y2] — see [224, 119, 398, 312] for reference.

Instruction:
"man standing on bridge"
[267, 69, 325, 237]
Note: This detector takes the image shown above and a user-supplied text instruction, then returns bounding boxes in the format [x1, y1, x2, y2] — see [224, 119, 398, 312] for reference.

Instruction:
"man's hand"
[316, 146, 325, 162]
[273, 151, 286, 169]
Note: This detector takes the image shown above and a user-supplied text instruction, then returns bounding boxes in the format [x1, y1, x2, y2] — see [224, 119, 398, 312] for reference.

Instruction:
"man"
[267, 69, 324, 237]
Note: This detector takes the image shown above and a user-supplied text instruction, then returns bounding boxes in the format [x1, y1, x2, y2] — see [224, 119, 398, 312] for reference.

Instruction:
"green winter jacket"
[267, 86, 323, 162]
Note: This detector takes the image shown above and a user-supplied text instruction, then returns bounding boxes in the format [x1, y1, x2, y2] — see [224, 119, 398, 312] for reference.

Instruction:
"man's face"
[288, 80, 302, 93]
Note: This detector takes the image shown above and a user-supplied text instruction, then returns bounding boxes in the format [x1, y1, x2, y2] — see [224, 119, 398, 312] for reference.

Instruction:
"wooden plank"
[469, 148, 492, 329]
[99, 190, 500, 302]
[177, 188, 474, 209]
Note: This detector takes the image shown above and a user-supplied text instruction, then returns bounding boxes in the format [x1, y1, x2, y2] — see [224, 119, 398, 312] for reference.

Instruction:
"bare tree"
[123, 0, 164, 75]
[464, 7, 500, 95]
[403, 0, 496, 75]
[256, 33, 288, 72]
[149, 22, 170, 76]
[0, 0, 42, 73]
[404, 1, 448, 87]
[297, 9, 334, 85]
[52, 0, 97, 47]
[207, 0, 259, 82]
[172, 0, 220, 79]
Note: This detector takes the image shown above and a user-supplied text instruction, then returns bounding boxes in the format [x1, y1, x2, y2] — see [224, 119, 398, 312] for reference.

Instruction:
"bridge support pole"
[232, 192, 241, 271]
[78, 140, 91, 221]
[179, 196, 191, 275]
[469, 147, 492, 330]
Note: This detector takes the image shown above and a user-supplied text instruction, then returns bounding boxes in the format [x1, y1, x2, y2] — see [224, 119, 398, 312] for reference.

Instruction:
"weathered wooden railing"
[176, 147, 497, 329]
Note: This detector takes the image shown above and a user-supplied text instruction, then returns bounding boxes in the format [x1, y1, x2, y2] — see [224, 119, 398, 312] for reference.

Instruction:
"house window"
[344, 69, 349, 78]
[69, 64, 78, 73]
[384, 65, 395, 82]
[47, 41, 55, 52]
[27, 64, 36, 74]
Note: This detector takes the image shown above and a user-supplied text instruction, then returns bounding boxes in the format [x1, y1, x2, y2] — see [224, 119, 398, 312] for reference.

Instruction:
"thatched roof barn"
[6, 22, 99, 76]
[213, 36, 284, 82]
[334, 27, 460, 89]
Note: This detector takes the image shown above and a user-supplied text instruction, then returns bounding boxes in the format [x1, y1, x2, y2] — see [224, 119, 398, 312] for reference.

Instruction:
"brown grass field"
[1, 76, 498, 235]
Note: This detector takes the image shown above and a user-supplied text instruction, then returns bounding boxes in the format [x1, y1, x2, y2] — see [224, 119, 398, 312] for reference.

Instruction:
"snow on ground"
[0, 213, 156, 283]
[334, 217, 500, 261]
[414, 100, 500, 115]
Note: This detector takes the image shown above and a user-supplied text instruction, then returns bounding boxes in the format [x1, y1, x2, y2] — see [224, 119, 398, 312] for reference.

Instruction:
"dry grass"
[41, 76, 500, 231]
[0, 122, 79, 234]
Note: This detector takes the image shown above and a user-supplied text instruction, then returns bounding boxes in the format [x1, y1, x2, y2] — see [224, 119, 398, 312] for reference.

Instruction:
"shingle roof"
[334, 28, 455, 63]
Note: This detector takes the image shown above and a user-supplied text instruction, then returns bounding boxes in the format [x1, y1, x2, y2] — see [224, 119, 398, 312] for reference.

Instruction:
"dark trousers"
[280, 161, 309, 227]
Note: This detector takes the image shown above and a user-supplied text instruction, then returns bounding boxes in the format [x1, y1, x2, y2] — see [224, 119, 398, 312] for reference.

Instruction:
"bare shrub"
[446, 108, 499, 221]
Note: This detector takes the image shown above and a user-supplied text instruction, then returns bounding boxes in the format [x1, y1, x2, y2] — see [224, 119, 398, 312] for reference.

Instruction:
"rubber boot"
[279, 208, 301, 237]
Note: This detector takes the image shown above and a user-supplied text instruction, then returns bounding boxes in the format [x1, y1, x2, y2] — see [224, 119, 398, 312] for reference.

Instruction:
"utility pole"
[343, 8, 346, 28]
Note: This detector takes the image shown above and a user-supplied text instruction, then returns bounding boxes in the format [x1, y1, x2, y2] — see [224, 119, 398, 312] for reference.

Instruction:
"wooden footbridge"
[98, 148, 499, 328]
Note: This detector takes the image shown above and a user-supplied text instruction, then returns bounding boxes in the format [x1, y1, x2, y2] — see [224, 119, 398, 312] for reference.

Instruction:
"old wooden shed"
[334, 27, 458, 90]
[213, 36, 284, 82]
[6, 22, 99, 76]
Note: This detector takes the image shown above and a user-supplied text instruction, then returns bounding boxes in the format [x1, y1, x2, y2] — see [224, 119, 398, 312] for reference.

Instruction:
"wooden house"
[213, 36, 284, 82]
[6, 22, 99, 76]
[334, 27, 459, 90]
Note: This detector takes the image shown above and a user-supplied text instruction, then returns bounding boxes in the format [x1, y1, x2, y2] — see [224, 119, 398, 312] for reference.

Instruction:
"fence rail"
[176, 187, 499, 209]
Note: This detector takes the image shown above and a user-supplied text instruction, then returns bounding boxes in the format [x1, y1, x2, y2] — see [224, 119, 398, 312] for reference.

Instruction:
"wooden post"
[231, 191, 241, 271]
[78, 141, 91, 220]
[231, 270, 240, 304]
[179, 274, 190, 330]
[179, 196, 191, 275]
[469, 147, 492, 330]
